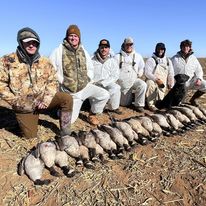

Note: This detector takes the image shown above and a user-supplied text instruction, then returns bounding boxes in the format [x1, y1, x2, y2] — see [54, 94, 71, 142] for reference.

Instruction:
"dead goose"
[172, 106, 200, 125]
[95, 143, 105, 163]
[149, 113, 175, 136]
[92, 128, 117, 160]
[127, 118, 149, 145]
[17, 149, 50, 186]
[197, 105, 206, 116]
[37, 141, 60, 177]
[78, 131, 105, 163]
[182, 104, 206, 124]
[113, 121, 138, 147]
[55, 149, 76, 177]
[55, 135, 84, 167]
[101, 124, 131, 157]
[137, 116, 159, 141]
[37, 141, 76, 177]
[168, 109, 194, 129]
[69, 132, 95, 169]
[165, 113, 185, 134]
[152, 121, 163, 137]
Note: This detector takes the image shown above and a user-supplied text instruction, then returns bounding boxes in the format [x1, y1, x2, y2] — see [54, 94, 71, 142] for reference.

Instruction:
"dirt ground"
[0, 59, 206, 206]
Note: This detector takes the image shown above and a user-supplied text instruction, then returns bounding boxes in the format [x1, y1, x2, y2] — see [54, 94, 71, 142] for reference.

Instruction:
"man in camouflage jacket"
[0, 27, 73, 139]
[50, 25, 110, 125]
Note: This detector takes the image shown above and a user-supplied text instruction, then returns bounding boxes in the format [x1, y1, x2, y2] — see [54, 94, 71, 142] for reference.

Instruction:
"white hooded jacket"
[91, 54, 119, 87]
[171, 52, 203, 83]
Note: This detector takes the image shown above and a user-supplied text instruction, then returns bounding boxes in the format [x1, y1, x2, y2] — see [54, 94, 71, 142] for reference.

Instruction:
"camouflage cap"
[19, 31, 39, 43]
[124, 37, 134, 45]
[17, 27, 40, 44]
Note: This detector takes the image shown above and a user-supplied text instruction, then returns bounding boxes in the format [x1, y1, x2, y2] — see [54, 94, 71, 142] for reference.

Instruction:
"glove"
[156, 79, 165, 88]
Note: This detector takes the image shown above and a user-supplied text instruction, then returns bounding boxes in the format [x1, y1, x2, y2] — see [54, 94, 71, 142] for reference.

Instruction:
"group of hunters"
[0, 24, 205, 139]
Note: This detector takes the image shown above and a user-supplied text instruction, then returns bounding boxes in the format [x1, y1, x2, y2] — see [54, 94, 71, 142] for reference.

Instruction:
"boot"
[87, 114, 99, 125]
[59, 111, 72, 136]
[189, 90, 205, 106]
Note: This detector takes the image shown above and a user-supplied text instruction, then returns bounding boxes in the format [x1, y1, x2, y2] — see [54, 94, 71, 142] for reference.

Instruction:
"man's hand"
[156, 79, 165, 88]
[35, 101, 47, 110]
[195, 78, 202, 87]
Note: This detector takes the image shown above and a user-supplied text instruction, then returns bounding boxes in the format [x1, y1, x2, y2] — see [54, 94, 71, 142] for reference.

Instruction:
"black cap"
[180, 39, 192, 48]
[99, 39, 110, 48]
[155, 42, 166, 51]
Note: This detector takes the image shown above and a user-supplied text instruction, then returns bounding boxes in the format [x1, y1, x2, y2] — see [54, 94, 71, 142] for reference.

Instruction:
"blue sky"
[1, 0, 206, 57]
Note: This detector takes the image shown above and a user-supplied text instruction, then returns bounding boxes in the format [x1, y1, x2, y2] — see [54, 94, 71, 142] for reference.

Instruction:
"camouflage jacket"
[0, 53, 58, 112]
[62, 41, 89, 93]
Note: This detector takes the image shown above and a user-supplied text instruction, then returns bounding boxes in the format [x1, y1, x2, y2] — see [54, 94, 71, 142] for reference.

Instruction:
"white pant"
[69, 83, 110, 123]
[120, 79, 147, 107]
[145, 80, 166, 106]
[104, 83, 121, 110]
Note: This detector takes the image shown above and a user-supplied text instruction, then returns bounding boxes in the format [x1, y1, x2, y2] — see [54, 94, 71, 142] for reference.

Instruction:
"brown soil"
[0, 59, 206, 206]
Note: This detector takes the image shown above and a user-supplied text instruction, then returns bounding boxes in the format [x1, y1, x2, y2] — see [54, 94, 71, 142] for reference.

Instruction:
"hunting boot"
[59, 111, 72, 136]
[189, 90, 205, 106]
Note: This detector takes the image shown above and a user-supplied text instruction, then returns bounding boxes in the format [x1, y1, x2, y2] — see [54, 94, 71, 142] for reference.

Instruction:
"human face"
[22, 40, 38, 55]
[67, 34, 80, 49]
[99, 45, 110, 59]
[181, 45, 191, 54]
[157, 48, 165, 57]
[124, 43, 133, 53]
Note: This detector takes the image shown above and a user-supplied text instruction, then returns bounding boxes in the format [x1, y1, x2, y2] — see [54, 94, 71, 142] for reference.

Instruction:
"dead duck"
[17, 149, 50, 186]
[92, 128, 117, 160]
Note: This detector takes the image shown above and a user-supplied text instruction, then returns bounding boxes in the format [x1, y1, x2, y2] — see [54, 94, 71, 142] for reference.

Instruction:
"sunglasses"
[23, 40, 38, 46]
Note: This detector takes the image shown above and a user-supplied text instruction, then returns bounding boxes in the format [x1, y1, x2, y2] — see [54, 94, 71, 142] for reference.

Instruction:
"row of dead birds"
[17, 103, 206, 185]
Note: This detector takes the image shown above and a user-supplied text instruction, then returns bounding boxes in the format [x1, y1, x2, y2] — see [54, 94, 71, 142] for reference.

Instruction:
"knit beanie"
[66, 24, 81, 39]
